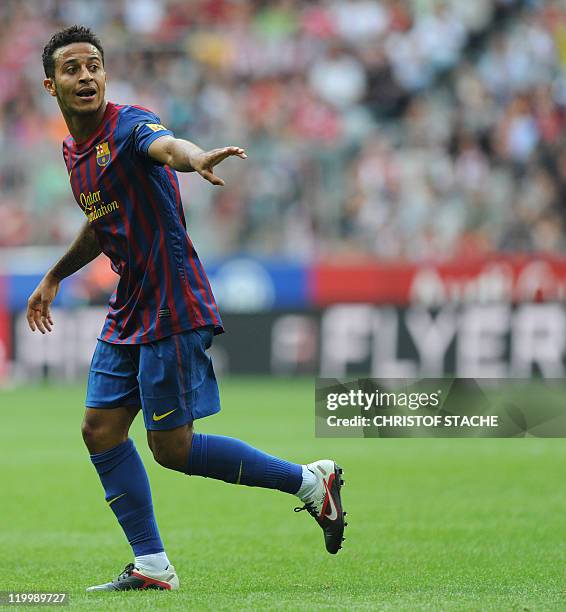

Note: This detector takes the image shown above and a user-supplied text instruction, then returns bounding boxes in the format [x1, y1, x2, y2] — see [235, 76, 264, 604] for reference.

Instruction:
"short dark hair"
[42, 25, 104, 78]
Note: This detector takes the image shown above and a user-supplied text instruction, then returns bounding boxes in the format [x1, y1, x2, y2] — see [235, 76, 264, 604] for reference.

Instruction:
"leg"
[84, 340, 177, 591]
[147, 422, 347, 554]
[141, 328, 302, 492]
[148, 424, 302, 493]
[84, 405, 165, 559]
[141, 328, 346, 554]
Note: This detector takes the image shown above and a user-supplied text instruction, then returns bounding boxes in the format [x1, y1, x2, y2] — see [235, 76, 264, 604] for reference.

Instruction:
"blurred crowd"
[0, 0, 565, 261]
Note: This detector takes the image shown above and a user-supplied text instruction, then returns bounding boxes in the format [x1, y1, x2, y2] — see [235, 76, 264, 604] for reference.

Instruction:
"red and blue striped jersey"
[62, 102, 223, 344]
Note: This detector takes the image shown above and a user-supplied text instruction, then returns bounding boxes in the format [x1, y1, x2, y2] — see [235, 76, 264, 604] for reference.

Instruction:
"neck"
[63, 100, 108, 144]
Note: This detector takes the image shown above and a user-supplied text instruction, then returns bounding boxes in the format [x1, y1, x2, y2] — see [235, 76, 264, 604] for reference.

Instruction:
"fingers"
[199, 146, 246, 186]
[194, 146, 247, 186]
[228, 146, 247, 159]
[26, 306, 36, 332]
[41, 299, 54, 332]
[26, 300, 54, 334]
[208, 146, 247, 166]
[211, 146, 247, 158]
[200, 170, 225, 187]
[27, 294, 40, 332]
[29, 307, 47, 334]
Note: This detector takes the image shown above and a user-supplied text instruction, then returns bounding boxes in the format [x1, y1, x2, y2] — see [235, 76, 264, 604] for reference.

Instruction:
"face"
[44, 42, 106, 116]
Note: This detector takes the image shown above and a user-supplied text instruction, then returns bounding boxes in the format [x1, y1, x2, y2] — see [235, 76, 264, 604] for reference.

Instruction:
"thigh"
[138, 326, 221, 431]
[86, 340, 141, 409]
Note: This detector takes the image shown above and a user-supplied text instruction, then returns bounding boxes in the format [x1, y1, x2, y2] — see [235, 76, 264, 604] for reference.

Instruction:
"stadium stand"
[0, 0, 564, 261]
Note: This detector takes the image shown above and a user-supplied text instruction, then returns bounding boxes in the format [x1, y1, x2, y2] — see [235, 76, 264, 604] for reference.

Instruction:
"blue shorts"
[86, 327, 220, 430]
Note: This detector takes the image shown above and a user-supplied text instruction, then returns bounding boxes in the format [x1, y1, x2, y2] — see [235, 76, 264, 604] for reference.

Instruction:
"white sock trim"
[135, 551, 170, 573]
[296, 465, 318, 502]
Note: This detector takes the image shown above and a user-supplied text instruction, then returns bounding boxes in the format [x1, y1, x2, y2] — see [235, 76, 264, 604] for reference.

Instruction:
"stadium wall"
[4, 254, 566, 382]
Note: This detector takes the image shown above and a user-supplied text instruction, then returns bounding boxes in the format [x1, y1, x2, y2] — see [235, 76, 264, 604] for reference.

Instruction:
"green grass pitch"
[1, 377, 566, 610]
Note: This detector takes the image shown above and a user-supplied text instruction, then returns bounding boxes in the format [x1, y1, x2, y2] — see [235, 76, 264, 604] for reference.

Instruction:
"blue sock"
[185, 433, 302, 494]
[90, 438, 164, 556]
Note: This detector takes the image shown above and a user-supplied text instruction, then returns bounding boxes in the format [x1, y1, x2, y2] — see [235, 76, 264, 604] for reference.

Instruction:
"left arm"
[148, 135, 246, 186]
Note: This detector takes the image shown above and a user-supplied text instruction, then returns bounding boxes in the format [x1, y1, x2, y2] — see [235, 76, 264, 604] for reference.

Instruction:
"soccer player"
[26, 26, 346, 591]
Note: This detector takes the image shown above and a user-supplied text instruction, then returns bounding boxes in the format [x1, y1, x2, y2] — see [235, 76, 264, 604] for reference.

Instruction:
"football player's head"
[42, 25, 106, 116]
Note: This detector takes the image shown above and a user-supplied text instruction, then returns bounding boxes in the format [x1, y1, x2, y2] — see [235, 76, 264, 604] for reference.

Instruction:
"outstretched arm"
[26, 222, 101, 333]
[147, 135, 247, 186]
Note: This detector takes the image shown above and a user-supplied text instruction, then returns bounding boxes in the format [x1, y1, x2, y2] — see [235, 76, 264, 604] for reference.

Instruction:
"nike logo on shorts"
[152, 409, 177, 422]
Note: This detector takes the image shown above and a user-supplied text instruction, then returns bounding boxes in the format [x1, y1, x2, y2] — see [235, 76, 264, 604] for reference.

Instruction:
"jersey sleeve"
[122, 106, 174, 160]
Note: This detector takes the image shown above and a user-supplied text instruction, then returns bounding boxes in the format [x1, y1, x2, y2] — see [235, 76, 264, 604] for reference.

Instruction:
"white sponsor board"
[10, 303, 566, 380]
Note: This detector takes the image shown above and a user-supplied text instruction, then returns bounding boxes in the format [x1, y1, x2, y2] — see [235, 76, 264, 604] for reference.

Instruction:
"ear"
[43, 77, 57, 97]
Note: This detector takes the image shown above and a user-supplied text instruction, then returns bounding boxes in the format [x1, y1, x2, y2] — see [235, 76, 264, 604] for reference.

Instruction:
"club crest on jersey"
[96, 141, 111, 166]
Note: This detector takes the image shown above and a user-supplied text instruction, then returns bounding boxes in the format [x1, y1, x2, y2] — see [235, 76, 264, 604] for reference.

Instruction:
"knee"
[81, 419, 98, 448]
[81, 417, 126, 454]
[149, 427, 193, 472]
[151, 445, 184, 471]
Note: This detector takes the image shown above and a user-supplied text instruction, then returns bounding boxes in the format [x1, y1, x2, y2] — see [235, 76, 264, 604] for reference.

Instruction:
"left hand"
[26, 273, 60, 334]
[191, 146, 247, 186]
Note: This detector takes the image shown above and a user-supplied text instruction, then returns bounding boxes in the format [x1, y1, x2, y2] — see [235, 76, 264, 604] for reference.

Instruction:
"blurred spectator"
[0, 0, 565, 264]
[309, 44, 367, 109]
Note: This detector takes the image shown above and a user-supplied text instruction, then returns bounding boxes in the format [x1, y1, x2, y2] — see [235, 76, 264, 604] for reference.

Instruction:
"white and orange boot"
[86, 562, 179, 591]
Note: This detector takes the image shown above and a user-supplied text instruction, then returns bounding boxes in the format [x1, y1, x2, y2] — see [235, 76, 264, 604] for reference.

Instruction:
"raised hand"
[191, 146, 247, 186]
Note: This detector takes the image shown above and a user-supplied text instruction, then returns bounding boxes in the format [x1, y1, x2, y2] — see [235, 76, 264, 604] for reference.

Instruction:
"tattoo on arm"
[49, 223, 102, 282]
